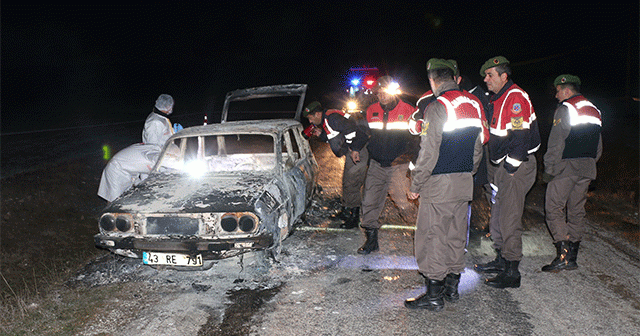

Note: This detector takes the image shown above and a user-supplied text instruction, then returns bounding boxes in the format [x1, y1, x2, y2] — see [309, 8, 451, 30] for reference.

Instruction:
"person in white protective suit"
[143, 94, 180, 146]
[98, 94, 180, 202]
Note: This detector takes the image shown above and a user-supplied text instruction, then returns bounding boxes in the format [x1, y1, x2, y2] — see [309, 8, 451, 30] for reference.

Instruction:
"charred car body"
[95, 84, 318, 268]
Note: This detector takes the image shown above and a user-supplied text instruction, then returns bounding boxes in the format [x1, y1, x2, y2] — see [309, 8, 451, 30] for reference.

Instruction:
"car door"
[281, 128, 310, 221]
[290, 125, 317, 197]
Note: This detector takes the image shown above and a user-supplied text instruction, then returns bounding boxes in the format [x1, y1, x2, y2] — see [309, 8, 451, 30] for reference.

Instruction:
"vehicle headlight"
[100, 214, 116, 231]
[220, 212, 259, 233]
[221, 215, 238, 232]
[116, 216, 132, 232]
[238, 215, 256, 232]
[99, 213, 134, 233]
[346, 101, 357, 111]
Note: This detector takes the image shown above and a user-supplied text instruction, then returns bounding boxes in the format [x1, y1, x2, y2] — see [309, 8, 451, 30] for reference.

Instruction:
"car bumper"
[94, 234, 273, 260]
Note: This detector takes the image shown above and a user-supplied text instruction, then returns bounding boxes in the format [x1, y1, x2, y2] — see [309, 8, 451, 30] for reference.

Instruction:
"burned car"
[95, 84, 318, 268]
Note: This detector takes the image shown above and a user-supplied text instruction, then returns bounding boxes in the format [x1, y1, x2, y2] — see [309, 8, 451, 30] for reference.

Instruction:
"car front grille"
[146, 216, 200, 235]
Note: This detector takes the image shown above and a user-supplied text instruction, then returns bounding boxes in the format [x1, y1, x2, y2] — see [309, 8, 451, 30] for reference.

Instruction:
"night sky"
[2, 2, 638, 133]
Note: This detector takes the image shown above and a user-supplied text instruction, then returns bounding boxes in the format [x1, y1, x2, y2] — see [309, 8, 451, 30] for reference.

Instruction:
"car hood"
[106, 171, 277, 213]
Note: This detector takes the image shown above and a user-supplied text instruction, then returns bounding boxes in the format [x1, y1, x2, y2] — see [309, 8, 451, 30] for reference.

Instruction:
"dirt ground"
[1, 156, 108, 298]
[1, 132, 638, 333]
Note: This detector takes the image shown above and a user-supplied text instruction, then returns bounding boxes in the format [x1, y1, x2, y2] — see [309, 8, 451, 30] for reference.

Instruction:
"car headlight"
[238, 215, 256, 232]
[99, 213, 135, 233]
[220, 212, 258, 233]
[221, 215, 238, 232]
[116, 216, 132, 232]
[100, 214, 116, 231]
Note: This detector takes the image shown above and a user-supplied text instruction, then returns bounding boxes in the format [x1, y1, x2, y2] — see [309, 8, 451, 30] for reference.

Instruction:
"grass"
[0, 249, 109, 334]
[0, 276, 152, 335]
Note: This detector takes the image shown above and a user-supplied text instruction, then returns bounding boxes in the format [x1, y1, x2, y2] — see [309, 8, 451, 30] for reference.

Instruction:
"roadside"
[1, 135, 638, 335]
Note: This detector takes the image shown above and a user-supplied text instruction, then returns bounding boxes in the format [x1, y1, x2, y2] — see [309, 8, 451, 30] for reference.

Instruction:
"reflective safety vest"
[489, 83, 540, 168]
[409, 90, 434, 135]
[490, 85, 535, 137]
[322, 109, 356, 144]
[432, 90, 485, 175]
[365, 99, 414, 166]
[562, 95, 602, 159]
[366, 100, 412, 131]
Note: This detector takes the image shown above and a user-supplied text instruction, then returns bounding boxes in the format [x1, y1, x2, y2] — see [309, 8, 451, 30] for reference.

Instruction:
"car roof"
[168, 119, 302, 139]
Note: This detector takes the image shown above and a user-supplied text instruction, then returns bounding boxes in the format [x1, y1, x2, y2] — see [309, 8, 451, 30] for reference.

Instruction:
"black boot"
[568, 241, 580, 267]
[542, 241, 577, 272]
[330, 206, 351, 221]
[357, 227, 379, 254]
[443, 273, 461, 302]
[474, 249, 506, 273]
[404, 278, 445, 311]
[485, 260, 521, 288]
[340, 207, 360, 229]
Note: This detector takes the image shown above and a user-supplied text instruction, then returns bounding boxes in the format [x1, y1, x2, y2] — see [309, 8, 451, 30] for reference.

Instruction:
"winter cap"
[155, 94, 174, 113]
[554, 74, 581, 87]
[480, 56, 510, 76]
[303, 101, 322, 117]
[426, 58, 456, 73]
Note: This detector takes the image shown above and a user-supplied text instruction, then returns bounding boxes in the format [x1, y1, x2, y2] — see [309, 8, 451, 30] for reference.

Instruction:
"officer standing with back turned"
[541, 74, 602, 272]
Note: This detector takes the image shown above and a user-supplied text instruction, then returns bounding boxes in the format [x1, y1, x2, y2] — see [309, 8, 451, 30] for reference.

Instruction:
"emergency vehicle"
[344, 66, 379, 113]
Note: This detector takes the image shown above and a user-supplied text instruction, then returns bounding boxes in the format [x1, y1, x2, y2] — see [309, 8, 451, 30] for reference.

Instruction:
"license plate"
[143, 252, 203, 266]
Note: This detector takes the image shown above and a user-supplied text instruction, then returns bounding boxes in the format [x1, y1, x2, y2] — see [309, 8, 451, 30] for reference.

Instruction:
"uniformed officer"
[405, 59, 485, 310]
[474, 56, 541, 289]
[409, 61, 491, 244]
[303, 101, 370, 229]
[358, 76, 415, 254]
[541, 74, 602, 272]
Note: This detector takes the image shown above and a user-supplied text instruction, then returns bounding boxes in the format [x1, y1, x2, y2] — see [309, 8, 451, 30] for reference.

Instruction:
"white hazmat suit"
[97, 143, 162, 202]
[97, 94, 175, 202]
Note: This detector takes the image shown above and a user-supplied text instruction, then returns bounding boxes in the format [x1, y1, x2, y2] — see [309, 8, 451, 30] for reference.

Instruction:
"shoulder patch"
[511, 116, 523, 129]
[512, 103, 522, 114]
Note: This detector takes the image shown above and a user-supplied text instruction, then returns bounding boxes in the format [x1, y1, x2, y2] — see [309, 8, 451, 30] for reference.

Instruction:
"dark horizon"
[2, 2, 638, 134]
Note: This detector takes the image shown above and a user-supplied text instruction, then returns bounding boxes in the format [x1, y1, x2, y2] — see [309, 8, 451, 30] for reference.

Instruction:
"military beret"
[554, 74, 581, 87]
[303, 101, 322, 117]
[447, 59, 460, 77]
[426, 58, 456, 73]
[480, 56, 510, 76]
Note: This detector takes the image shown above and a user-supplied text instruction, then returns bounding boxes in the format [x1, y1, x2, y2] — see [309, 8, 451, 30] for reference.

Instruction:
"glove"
[173, 123, 183, 133]
[542, 172, 554, 184]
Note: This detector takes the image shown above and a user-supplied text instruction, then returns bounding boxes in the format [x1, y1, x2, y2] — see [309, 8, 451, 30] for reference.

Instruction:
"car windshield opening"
[158, 134, 277, 175]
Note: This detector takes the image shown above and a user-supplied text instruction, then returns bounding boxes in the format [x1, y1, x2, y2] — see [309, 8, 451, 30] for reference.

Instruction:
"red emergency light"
[362, 76, 377, 89]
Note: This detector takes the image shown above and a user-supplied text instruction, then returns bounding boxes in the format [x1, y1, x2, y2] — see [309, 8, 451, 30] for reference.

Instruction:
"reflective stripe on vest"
[489, 88, 535, 137]
[323, 109, 347, 140]
[368, 121, 409, 130]
[437, 93, 484, 136]
[563, 98, 602, 127]
[431, 91, 483, 175]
